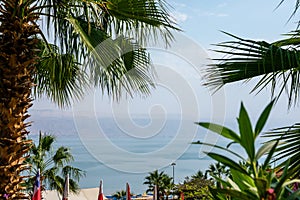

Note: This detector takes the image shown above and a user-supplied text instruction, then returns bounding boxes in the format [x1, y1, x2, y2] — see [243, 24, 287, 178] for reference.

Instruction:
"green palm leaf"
[25, 132, 85, 195]
[205, 152, 249, 176]
[196, 122, 240, 143]
[209, 187, 257, 200]
[192, 142, 245, 160]
[238, 102, 255, 162]
[276, 0, 300, 22]
[264, 123, 300, 179]
[33, 40, 88, 107]
[205, 32, 300, 107]
[33, 0, 179, 105]
[254, 100, 275, 137]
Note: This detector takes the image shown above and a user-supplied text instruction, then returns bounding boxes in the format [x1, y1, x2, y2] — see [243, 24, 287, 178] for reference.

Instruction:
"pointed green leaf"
[231, 169, 255, 190]
[192, 142, 245, 160]
[254, 178, 267, 198]
[196, 122, 241, 143]
[254, 100, 275, 138]
[209, 187, 257, 200]
[208, 186, 227, 200]
[238, 102, 255, 161]
[206, 152, 249, 175]
[227, 177, 241, 191]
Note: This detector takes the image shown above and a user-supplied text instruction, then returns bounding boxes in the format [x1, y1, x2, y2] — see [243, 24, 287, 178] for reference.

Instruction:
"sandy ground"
[43, 188, 153, 200]
[44, 188, 106, 200]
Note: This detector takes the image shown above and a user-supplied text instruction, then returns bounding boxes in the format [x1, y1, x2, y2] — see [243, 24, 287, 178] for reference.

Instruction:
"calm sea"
[28, 113, 276, 195]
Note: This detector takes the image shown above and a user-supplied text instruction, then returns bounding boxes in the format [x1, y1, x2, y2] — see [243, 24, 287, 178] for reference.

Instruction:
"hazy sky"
[166, 0, 300, 126]
[32, 0, 300, 129]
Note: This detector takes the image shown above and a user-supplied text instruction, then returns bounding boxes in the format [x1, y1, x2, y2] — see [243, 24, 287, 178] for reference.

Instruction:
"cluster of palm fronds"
[200, 1, 300, 199]
[32, 0, 180, 106]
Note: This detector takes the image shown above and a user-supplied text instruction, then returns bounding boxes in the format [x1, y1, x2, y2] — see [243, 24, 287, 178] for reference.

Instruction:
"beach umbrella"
[98, 179, 105, 200]
[62, 174, 69, 200]
[32, 169, 41, 200]
[180, 192, 184, 200]
[126, 183, 131, 200]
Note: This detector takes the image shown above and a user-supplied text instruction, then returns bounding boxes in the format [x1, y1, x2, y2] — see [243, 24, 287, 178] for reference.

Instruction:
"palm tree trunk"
[0, 0, 38, 198]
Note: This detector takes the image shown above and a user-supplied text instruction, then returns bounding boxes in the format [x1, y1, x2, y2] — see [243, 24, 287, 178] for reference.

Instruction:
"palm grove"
[0, 0, 178, 198]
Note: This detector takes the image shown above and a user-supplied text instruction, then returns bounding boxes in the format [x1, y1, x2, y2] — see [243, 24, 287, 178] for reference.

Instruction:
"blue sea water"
[28, 113, 272, 195]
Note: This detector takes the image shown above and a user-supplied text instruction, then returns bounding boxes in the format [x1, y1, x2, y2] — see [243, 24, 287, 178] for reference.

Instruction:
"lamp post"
[171, 162, 176, 199]
[171, 162, 176, 185]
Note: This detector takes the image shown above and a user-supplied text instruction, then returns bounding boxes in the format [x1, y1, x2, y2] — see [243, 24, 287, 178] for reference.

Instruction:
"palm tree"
[162, 175, 173, 200]
[178, 174, 213, 200]
[264, 123, 300, 179]
[0, 0, 178, 197]
[112, 190, 126, 200]
[191, 170, 206, 180]
[203, 2, 300, 180]
[144, 170, 173, 200]
[24, 132, 85, 197]
[205, 163, 230, 187]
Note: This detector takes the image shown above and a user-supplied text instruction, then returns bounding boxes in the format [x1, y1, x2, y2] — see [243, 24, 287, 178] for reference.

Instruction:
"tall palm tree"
[24, 132, 85, 197]
[112, 190, 126, 200]
[205, 163, 230, 186]
[143, 170, 173, 200]
[162, 175, 173, 200]
[203, 2, 300, 180]
[0, 0, 178, 198]
[191, 170, 206, 180]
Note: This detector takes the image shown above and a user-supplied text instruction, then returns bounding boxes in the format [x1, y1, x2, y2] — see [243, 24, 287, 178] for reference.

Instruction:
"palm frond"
[62, 165, 85, 182]
[68, 17, 155, 99]
[205, 32, 300, 107]
[263, 123, 300, 179]
[38, 0, 178, 48]
[97, 0, 179, 45]
[276, 0, 300, 23]
[52, 146, 74, 166]
[39, 133, 55, 152]
[33, 41, 89, 107]
[31, 0, 177, 104]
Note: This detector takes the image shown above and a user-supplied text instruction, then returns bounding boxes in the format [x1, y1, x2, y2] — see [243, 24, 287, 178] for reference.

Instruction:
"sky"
[165, 0, 300, 126]
[32, 0, 300, 127]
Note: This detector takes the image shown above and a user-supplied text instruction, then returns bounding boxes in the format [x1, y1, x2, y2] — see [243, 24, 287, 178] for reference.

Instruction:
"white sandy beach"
[44, 188, 106, 200]
[43, 188, 153, 200]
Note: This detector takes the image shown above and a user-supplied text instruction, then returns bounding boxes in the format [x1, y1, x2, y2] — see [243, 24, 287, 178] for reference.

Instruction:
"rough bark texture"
[0, 0, 38, 199]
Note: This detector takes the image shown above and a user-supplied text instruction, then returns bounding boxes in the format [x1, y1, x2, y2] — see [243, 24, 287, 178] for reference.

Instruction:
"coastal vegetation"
[204, 0, 300, 180]
[112, 190, 127, 200]
[2, 0, 300, 199]
[195, 1, 300, 199]
[205, 163, 230, 188]
[143, 170, 173, 200]
[177, 170, 214, 200]
[24, 132, 84, 197]
[0, 0, 178, 198]
[195, 101, 300, 199]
